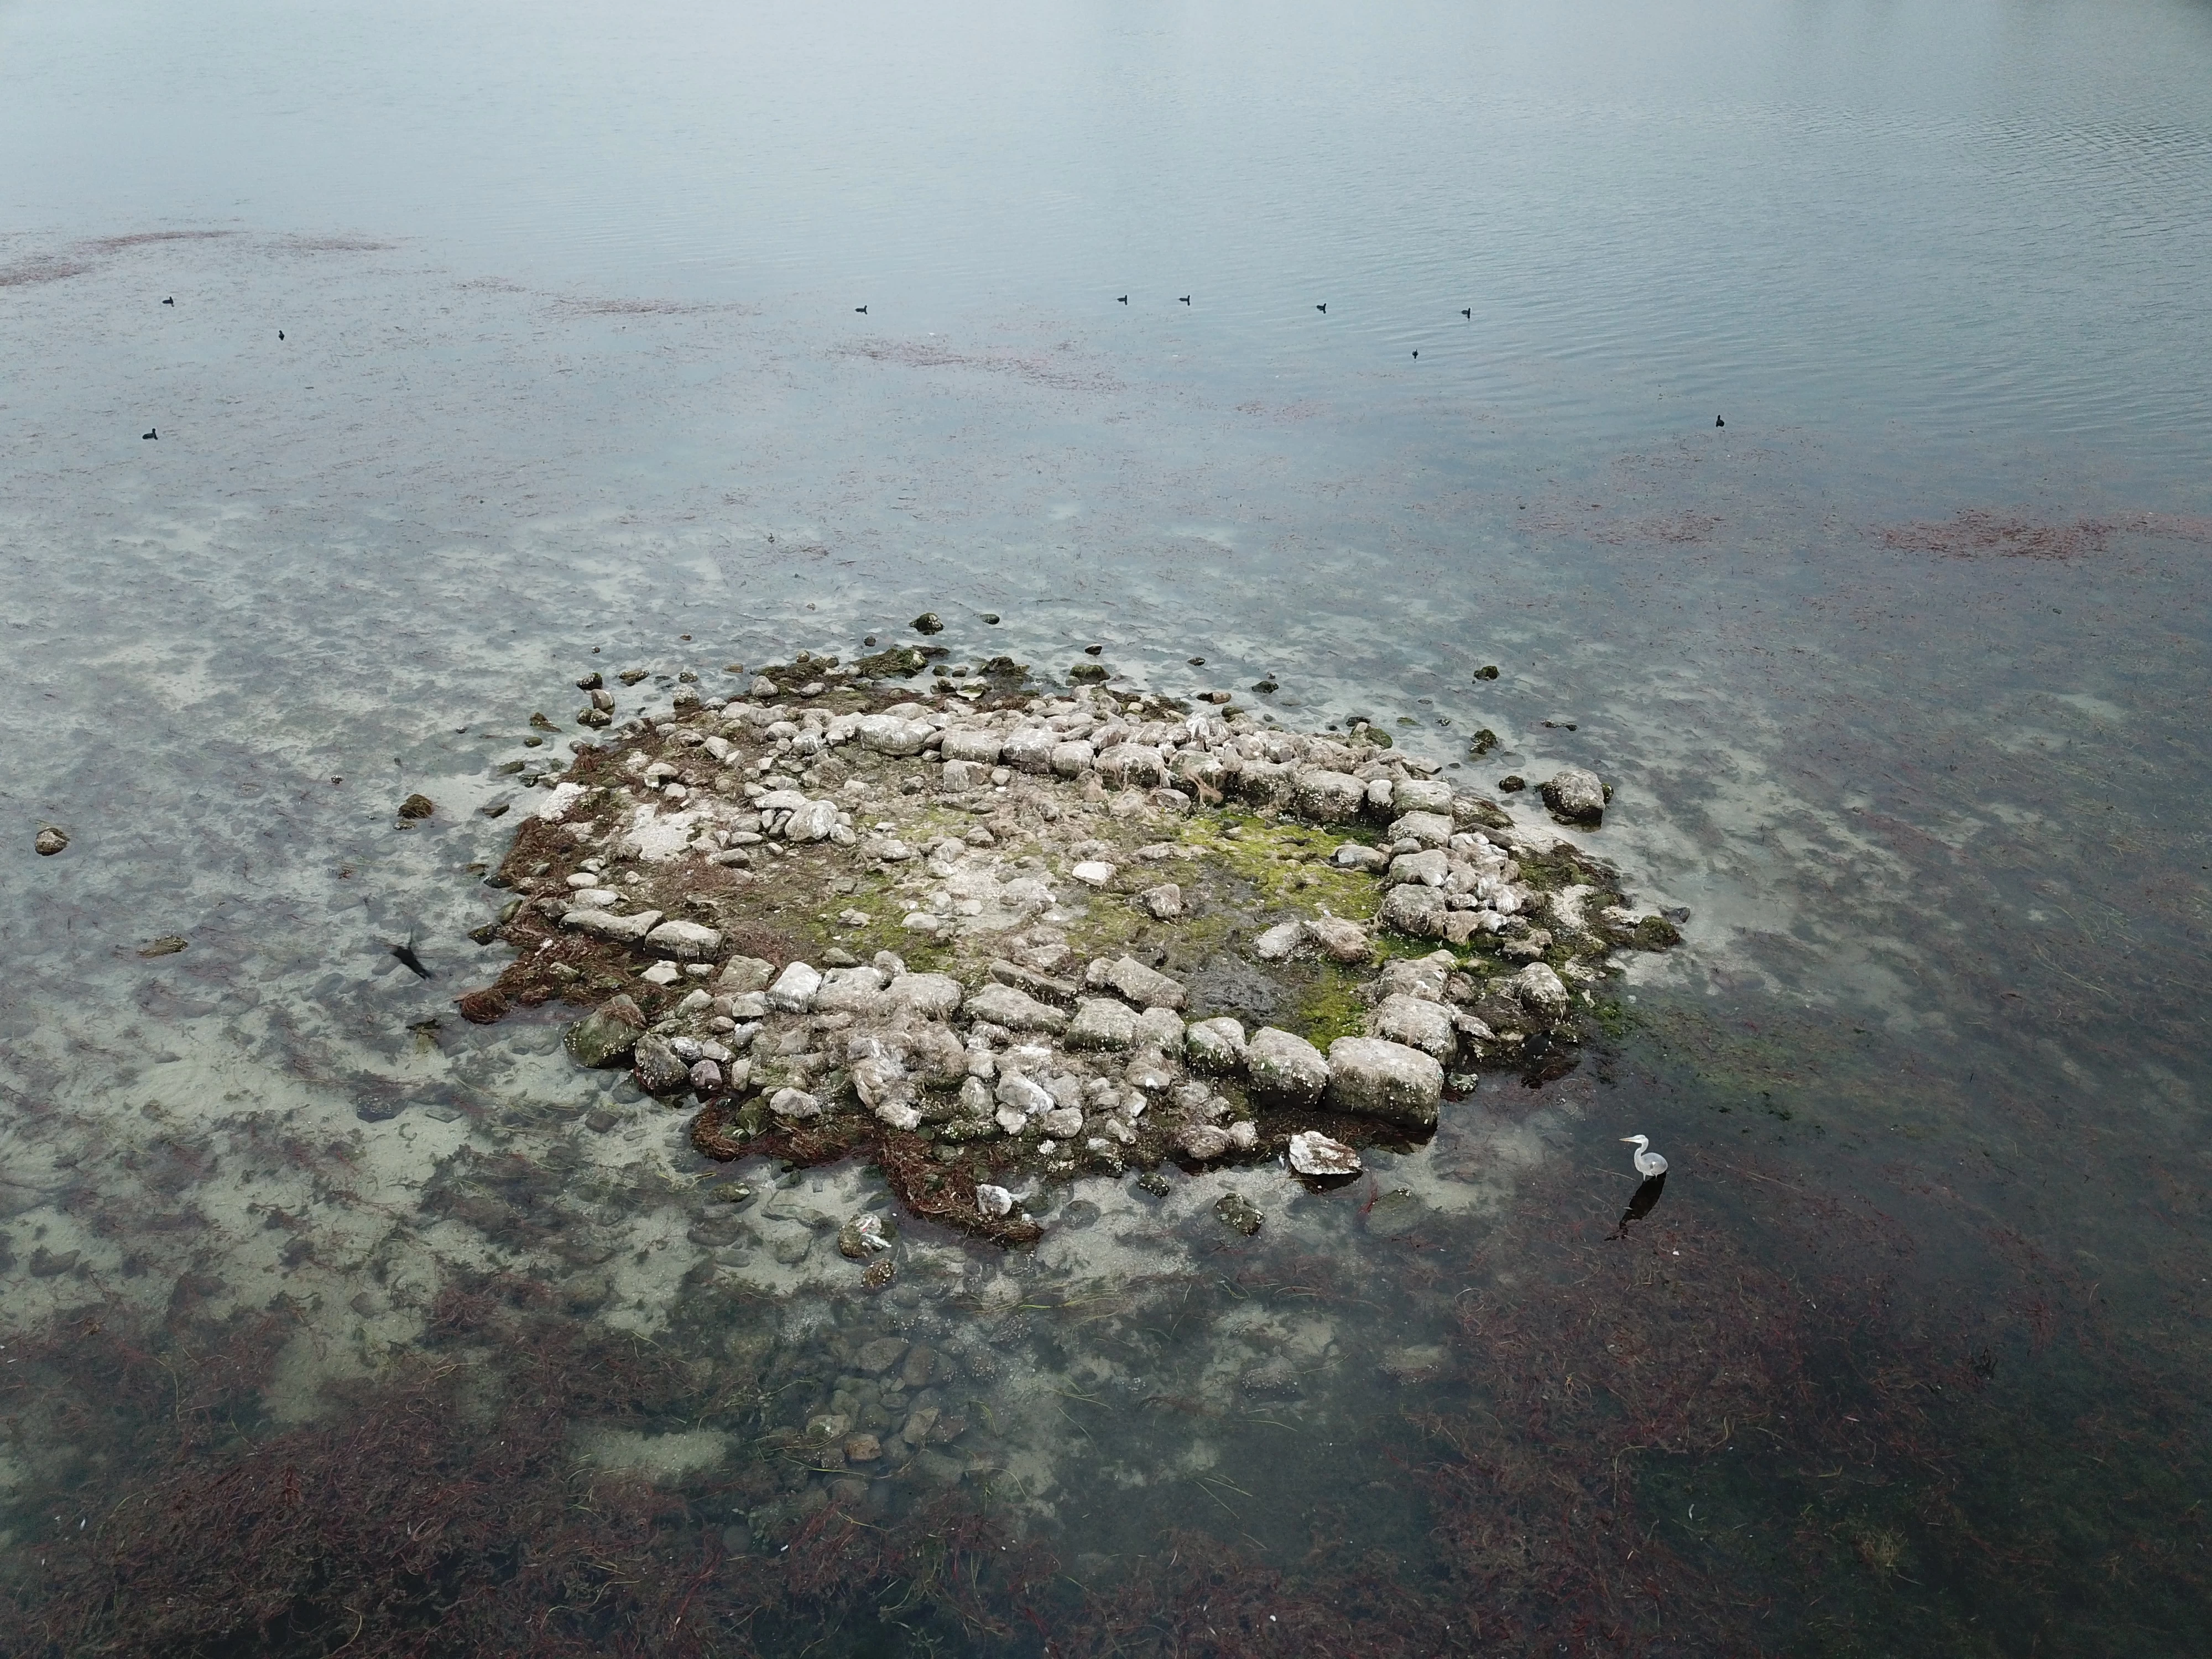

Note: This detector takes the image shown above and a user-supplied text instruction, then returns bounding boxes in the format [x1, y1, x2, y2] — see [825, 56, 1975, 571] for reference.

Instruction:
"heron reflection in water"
[1613, 1134, 1668, 1237]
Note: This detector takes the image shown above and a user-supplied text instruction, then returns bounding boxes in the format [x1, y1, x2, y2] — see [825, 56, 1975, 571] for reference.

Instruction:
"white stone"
[1292, 1133, 1354, 1186]
[974, 1184, 1015, 1217]
[994, 1073, 1054, 1118]
[562, 907, 663, 943]
[940, 729, 1004, 764]
[535, 781, 588, 821]
[873, 1099, 924, 1131]
[769, 1087, 823, 1120]
[1253, 920, 1307, 962]
[645, 919, 724, 961]
[1070, 860, 1117, 886]
[768, 961, 823, 1012]
[857, 714, 933, 755]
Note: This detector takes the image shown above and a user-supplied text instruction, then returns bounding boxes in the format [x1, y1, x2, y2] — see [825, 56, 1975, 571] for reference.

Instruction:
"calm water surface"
[3, 1, 2210, 1652]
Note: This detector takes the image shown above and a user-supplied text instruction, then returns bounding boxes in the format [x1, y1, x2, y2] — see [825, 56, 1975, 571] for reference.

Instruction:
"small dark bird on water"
[278, 330, 284, 340]
[1316, 303, 1327, 314]
[1715, 416, 1725, 427]
[855, 305, 867, 314]
[1460, 307, 1471, 318]
[1178, 295, 1191, 305]
[1412, 350, 1418, 358]
[1117, 295, 1128, 304]
[162, 296, 173, 306]
[142, 428, 157, 440]
[390, 930, 432, 979]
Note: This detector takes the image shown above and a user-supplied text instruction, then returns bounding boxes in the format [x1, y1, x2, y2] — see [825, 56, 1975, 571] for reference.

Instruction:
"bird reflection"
[1613, 1171, 1666, 1237]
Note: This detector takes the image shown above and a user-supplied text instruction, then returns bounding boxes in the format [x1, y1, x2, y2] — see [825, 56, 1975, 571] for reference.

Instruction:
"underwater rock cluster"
[462, 648, 1678, 1245]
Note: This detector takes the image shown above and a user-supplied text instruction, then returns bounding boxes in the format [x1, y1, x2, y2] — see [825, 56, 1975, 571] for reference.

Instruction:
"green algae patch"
[1176, 813, 1380, 921]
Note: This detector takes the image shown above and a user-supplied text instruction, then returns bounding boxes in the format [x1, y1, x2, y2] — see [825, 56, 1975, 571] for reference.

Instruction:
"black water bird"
[142, 428, 157, 440]
[855, 305, 867, 314]
[1412, 350, 1418, 358]
[389, 930, 433, 980]
[1316, 303, 1326, 314]
[1178, 295, 1191, 305]
[278, 330, 284, 341]
[162, 296, 174, 306]
[1461, 307, 1471, 318]
[1117, 295, 1128, 304]
[1715, 416, 1725, 428]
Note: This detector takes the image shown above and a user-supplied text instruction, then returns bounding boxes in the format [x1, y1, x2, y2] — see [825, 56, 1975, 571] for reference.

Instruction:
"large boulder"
[645, 919, 723, 961]
[1095, 743, 1167, 788]
[782, 800, 839, 841]
[632, 1035, 692, 1095]
[565, 994, 646, 1067]
[1325, 1037, 1443, 1128]
[814, 966, 888, 1013]
[1539, 768, 1609, 827]
[1002, 728, 1057, 773]
[1385, 849, 1449, 888]
[1511, 962, 1572, 1021]
[939, 729, 1004, 764]
[1230, 760, 1295, 807]
[1066, 998, 1138, 1050]
[1377, 884, 1449, 940]
[857, 714, 933, 756]
[1187, 1017, 1249, 1072]
[1244, 1027, 1329, 1107]
[885, 972, 965, 1019]
[1085, 955, 1188, 1010]
[717, 956, 775, 993]
[1291, 769, 1367, 823]
[768, 961, 823, 1012]
[1390, 779, 1456, 816]
[562, 907, 662, 944]
[1304, 914, 1371, 963]
[967, 983, 1070, 1034]
[1370, 994, 1458, 1065]
[1387, 811, 1455, 848]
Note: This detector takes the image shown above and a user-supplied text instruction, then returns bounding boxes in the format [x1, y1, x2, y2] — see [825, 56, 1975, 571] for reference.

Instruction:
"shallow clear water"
[3, 0, 2211, 1652]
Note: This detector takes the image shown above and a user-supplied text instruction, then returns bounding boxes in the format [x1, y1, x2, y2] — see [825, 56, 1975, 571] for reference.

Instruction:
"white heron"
[1621, 1134, 1668, 1178]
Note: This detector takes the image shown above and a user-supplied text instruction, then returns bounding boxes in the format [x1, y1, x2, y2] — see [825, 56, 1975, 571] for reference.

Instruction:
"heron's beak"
[1619, 1136, 1636, 1143]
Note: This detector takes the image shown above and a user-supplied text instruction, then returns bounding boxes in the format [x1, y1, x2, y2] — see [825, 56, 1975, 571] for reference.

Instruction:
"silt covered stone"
[1245, 1027, 1329, 1107]
[1325, 1036, 1443, 1128]
[565, 994, 647, 1067]
[1539, 766, 1609, 827]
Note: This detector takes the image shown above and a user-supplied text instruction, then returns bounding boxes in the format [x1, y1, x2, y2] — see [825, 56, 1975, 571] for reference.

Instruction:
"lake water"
[4, 0, 2211, 1652]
